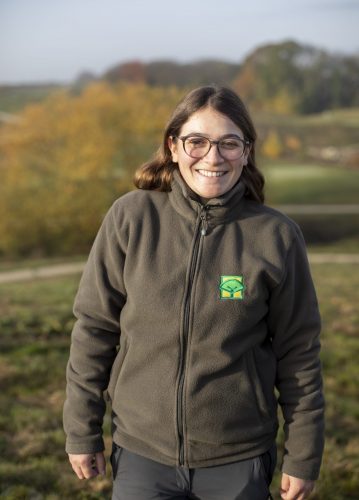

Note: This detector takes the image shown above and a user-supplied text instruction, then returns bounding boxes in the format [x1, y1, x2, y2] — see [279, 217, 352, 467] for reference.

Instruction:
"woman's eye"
[187, 137, 207, 146]
[220, 140, 240, 149]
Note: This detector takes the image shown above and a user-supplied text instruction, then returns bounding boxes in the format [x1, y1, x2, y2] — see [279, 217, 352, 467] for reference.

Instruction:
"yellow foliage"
[264, 89, 296, 115]
[0, 83, 184, 256]
[261, 130, 283, 159]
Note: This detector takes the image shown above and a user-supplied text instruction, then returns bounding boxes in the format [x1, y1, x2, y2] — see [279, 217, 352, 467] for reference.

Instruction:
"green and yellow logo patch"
[219, 275, 245, 300]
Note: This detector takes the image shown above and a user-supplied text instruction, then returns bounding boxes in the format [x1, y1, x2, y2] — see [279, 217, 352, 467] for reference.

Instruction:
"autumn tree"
[261, 129, 283, 159]
[0, 83, 183, 257]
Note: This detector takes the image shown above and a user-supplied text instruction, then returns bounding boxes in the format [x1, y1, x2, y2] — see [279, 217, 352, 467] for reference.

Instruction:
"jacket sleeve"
[267, 226, 325, 481]
[63, 202, 127, 454]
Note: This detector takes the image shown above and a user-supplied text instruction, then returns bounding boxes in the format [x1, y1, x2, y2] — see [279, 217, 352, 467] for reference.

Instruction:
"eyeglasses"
[176, 134, 250, 161]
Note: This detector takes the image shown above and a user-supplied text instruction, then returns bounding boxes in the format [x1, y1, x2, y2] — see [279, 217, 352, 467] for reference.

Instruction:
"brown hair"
[134, 85, 265, 203]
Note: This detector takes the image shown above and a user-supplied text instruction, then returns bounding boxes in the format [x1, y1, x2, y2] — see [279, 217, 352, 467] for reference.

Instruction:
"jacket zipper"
[177, 205, 209, 466]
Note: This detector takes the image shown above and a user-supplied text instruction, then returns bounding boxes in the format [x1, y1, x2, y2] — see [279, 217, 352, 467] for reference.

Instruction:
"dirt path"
[0, 262, 85, 284]
[274, 204, 359, 214]
[308, 253, 359, 264]
[0, 254, 358, 284]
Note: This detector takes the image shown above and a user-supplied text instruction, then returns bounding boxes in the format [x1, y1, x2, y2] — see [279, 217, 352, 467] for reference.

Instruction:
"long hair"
[134, 85, 265, 203]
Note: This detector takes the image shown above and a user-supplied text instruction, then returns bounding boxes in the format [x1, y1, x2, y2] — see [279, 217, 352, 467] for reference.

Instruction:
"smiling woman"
[135, 85, 264, 203]
[63, 85, 324, 500]
[168, 108, 250, 199]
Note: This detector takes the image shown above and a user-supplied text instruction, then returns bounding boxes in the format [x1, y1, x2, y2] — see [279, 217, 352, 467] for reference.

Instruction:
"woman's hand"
[68, 452, 106, 479]
[280, 473, 315, 499]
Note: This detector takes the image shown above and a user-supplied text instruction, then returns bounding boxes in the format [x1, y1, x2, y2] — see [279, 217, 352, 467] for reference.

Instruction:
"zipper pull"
[200, 209, 209, 236]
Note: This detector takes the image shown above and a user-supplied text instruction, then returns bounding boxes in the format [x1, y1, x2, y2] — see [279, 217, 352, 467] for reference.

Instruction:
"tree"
[261, 130, 283, 159]
[0, 83, 184, 257]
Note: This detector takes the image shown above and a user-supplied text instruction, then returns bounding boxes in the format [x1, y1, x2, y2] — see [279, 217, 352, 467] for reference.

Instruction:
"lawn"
[0, 263, 358, 499]
[0, 85, 67, 114]
[261, 163, 359, 246]
[262, 163, 359, 205]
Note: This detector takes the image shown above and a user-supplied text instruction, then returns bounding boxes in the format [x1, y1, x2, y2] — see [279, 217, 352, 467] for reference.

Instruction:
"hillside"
[0, 83, 66, 114]
[103, 59, 240, 87]
[1, 40, 358, 115]
[232, 40, 359, 114]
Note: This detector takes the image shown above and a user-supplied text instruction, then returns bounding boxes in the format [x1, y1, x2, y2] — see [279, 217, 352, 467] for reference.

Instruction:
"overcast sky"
[1, 0, 358, 84]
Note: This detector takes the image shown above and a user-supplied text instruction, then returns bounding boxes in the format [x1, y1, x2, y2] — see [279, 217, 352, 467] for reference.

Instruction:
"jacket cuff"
[65, 437, 105, 455]
[281, 456, 321, 481]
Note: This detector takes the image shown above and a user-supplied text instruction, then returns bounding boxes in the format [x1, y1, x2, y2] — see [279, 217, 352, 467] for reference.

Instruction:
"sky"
[1, 0, 359, 85]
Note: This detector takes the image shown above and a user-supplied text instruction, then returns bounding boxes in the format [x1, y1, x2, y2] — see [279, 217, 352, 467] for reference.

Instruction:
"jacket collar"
[169, 169, 247, 226]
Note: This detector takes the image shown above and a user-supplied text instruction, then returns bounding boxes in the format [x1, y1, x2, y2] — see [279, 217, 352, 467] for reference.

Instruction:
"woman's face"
[168, 106, 249, 199]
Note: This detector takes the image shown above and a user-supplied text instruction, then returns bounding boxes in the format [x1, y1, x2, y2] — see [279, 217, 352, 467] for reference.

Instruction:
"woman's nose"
[204, 143, 224, 164]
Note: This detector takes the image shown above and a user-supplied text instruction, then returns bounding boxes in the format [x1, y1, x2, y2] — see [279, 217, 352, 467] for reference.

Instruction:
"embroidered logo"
[219, 276, 245, 300]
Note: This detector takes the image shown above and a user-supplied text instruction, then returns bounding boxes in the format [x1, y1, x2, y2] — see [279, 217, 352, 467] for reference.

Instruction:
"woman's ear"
[243, 143, 252, 166]
[168, 136, 178, 163]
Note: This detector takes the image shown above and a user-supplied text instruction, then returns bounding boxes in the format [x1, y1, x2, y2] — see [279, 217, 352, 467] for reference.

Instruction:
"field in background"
[0, 85, 66, 114]
[0, 263, 358, 499]
[262, 162, 359, 247]
[263, 162, 359, 204]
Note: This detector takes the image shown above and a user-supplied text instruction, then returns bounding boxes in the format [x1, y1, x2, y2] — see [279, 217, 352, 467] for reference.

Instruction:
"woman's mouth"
[196, 169, 227, 177]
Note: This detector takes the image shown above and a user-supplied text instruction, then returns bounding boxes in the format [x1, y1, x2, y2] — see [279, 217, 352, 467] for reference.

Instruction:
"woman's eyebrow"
[219, 134, 243, 140]
[184, 132, 242, 139]
[183, 132, 210, 137]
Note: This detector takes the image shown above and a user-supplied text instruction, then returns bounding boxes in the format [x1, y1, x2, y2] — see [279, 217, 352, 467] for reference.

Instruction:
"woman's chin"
[191, 177, 230, 199]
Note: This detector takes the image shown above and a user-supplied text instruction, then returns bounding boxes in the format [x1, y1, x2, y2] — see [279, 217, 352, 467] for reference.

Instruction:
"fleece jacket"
[63, 170, 325, 480]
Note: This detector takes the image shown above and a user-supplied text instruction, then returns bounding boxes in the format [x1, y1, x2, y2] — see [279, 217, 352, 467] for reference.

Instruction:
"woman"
[63, 85, 325, 500]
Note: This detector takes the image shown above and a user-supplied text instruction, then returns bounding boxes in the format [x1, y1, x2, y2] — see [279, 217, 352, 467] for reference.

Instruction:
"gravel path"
[308, 253, 359, 264]
[0, 262, 85, 284]
[0, 254, 358, 284]
[274, 204, 359, 214]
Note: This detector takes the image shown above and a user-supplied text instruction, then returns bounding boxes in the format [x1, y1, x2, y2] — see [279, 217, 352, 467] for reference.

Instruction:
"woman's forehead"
[180, 107, 243, 137]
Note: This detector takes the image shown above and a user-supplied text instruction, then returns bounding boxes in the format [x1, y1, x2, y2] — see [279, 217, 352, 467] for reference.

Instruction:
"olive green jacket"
[63, 171, 324, 480]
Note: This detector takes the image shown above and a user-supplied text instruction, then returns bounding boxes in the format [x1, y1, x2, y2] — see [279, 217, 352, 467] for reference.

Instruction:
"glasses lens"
[184, 136, 210, 158]
[183, 136, 247, 160]
[218, 138, 245, 160]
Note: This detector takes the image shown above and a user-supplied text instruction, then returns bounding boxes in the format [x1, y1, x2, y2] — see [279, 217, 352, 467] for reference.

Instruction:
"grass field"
[262, 163, 359, 246]
[0, 85, 67, 114]
[254, 107, 359, 129]
[0, 262, 358, 499]
[262, 163, 359, 205]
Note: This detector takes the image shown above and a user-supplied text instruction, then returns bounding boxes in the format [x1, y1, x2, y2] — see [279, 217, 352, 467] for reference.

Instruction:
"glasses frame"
[176, 134, 251, 160]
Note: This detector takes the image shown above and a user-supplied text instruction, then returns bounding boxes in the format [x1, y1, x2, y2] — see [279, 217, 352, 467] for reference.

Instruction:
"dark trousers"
[111, 443, 277, 500]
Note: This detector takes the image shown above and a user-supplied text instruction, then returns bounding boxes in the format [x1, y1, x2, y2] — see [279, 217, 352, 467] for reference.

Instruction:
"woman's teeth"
[197, 170, 226, 177]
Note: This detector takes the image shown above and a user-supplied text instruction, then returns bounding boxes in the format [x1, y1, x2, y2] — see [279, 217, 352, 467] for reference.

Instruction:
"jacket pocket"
[246, 348, 272, 422]
[110, 442, 123, 479]
[107, 337, 129, 401]
[258, 443, 277, 485]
